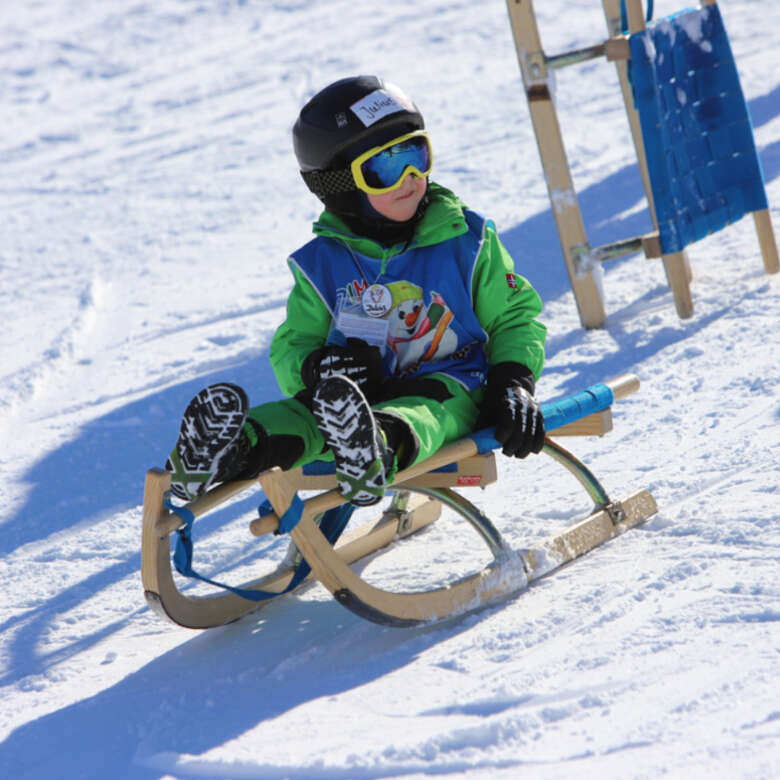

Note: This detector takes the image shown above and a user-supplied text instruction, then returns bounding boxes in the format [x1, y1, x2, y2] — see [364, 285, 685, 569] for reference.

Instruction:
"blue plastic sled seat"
[629, 4, 768, 254]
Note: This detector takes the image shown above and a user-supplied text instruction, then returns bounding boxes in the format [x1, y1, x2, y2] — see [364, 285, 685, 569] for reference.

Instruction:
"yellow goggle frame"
[349, 130, 433, 195]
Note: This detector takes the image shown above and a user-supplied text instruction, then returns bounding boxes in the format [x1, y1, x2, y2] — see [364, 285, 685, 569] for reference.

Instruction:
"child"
[166, 75, 547, 507]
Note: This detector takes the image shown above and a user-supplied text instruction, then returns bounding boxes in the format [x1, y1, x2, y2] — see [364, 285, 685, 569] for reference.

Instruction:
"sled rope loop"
[142, 374, 656, 629]
[164, 493, 309, 601]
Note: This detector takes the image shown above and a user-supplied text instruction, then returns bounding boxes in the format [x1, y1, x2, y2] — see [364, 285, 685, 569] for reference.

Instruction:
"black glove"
[301, 338, 383, 400]
[478, 362, 545, 458]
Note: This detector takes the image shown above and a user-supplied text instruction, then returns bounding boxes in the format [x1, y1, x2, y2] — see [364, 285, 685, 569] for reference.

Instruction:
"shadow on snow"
[0, 593, 501, 779]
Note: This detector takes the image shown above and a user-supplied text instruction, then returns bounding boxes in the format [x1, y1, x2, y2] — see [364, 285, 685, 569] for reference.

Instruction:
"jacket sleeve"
[472, 223, 546, 381]
[269, 261, 332, 397]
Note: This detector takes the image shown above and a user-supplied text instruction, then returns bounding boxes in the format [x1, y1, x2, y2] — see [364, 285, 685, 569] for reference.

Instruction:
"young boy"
[166, 75, 547, 507]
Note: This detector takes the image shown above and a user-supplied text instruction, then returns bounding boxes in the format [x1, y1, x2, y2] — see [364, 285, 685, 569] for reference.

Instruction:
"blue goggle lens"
[360, 136, 431, 189]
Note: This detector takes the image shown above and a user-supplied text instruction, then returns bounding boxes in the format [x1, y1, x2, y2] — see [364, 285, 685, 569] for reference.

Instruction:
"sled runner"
[142, 374, 657, 629]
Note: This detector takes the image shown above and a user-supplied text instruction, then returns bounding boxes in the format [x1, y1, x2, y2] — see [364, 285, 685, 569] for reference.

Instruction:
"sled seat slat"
[402, 453, 498, 489]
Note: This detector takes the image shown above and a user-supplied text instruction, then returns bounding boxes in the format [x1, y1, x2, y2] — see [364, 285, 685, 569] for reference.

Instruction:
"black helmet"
[293, 75, 424, 201]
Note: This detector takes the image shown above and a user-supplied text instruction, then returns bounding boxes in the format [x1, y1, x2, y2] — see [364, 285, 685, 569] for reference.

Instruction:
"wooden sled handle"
[607, 373, 640, 400]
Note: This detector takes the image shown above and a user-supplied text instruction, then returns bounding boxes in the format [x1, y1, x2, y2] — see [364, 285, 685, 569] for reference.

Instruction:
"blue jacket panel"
[290, 210, 490, 391]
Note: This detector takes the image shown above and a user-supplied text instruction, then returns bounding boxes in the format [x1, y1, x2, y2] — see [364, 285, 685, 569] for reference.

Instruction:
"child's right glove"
[302, 337, 383, 401]
[478, 362, 546, 458]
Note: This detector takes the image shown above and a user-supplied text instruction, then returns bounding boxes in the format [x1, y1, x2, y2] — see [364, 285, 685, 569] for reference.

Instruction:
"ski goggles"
[349, 130, 433, 195]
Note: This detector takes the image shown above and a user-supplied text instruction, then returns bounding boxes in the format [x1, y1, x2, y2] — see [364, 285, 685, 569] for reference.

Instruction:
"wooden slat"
[753, 209, 780, 274]
[523, 489, 657, 575]
[609, 372, 640, 399]
[602, 0, 695, 318]
[663, 252, 694, 319]
[401, 453, 498, 489]
[624, 0, 646, 31]
[553, 408, 612, 437]
[604, 36, 631, 61]
[505, 0, 606, 328]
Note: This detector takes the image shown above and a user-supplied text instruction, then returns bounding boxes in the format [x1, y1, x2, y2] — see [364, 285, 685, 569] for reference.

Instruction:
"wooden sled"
[506, 0, 778, 327]
[142, 374, 657, 629]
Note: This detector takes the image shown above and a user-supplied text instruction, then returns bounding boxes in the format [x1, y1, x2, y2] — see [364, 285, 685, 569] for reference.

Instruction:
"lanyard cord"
[342, 241, 385, 287]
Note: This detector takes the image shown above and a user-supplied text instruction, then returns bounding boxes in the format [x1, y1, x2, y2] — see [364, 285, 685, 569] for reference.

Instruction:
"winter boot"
[311, 375, 396, 506]
[165, 382, 249, 501]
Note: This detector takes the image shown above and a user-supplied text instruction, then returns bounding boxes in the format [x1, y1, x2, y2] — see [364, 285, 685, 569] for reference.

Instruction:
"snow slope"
[1, 1, 778, 777]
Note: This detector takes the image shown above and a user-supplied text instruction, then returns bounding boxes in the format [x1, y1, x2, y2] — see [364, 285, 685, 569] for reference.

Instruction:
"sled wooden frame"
[505, 0, 778, 328]
[142, 374, 657, 629]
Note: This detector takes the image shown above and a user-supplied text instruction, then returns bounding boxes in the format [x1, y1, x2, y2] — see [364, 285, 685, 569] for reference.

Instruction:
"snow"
[1, 0, 778, 778]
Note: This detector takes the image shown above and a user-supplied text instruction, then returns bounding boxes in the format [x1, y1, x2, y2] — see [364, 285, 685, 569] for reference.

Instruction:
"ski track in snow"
[1, 1, 780, 778]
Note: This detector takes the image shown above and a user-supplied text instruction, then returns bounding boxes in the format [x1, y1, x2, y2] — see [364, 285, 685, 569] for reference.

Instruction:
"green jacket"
[270, 182, 546, 396]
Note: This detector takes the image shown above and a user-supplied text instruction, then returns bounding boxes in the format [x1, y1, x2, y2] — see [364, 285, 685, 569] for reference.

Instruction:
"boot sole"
[312, 376, 386, 506]
[166, 382, 248, 500]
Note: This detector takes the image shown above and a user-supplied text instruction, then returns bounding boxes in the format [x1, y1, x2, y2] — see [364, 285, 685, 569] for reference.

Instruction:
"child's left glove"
[302, 337, 383, 401]
[477, 362, 545, 458]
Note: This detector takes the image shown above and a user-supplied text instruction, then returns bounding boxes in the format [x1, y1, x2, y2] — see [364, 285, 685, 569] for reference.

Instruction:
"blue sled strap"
[164, 494, 353, 602]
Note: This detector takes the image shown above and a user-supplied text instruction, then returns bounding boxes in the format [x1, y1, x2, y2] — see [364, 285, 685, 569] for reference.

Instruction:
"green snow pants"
[246, 374, 482, 472]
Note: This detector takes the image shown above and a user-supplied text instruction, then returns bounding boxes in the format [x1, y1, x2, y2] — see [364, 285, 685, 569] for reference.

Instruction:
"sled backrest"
[629, 3, 768, 254]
